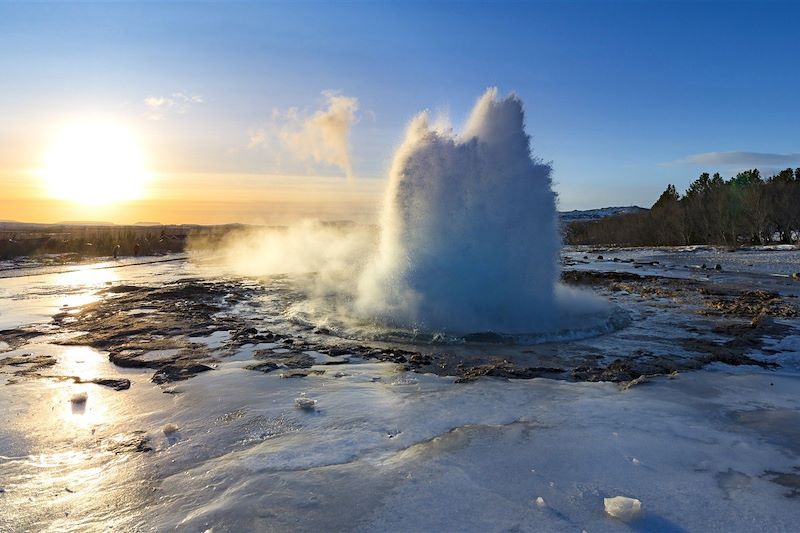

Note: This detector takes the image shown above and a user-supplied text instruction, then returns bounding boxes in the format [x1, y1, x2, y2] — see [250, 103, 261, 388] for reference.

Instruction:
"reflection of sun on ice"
[56, 265, 118, 287]
[40, 122, 152, 205]
[56, 265, 119, 309]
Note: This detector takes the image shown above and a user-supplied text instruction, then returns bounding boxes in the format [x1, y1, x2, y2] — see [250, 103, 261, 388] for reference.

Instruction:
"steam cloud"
[250, 91, 359, 178]
[357, 88, 560, 333]
[214, 89, 611, 338]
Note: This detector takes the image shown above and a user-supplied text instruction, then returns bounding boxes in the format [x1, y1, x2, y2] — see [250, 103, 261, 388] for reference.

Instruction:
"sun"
[41, 122, 152, 205]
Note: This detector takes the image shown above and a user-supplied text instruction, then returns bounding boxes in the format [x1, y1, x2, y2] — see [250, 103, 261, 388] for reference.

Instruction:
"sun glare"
[41, 122, 151, 205]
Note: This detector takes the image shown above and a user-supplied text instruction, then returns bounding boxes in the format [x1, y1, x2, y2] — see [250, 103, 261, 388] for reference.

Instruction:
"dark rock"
[104, 285, 144, 294]
[456, 361, 564, 383]
[0, 329, 43, 351]
[280, 369, 324, 378]
[151, 363, 214, 384]
[764, 470, 800, 498]
[77, 378, 131, 391]
[246, 361, 279, 373]
[232, 327, 258, 339]
[326, 347, 352, 356]
[561, 270, 644, 286]
[0, 353, 57, 371]
[109, 351, 153, 368]
[103, 431, 152, 454]
[702, 289, 797, 319]
[408, 353, 433, 366]
[281, 353, 315, 368]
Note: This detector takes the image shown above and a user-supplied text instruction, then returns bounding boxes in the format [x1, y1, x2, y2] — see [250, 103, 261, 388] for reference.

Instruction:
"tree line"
[565, 168, 800, 246]
[0, 224, 248, 260]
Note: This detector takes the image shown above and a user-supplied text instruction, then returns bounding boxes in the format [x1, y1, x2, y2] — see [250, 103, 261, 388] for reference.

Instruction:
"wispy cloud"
[144, 92, 204, 120]
[673, 151, 800, 167]
[248, 91, 359, 178]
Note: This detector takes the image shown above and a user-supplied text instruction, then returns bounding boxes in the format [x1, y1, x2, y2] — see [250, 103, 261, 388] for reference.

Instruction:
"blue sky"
[1, 0, 799, 220]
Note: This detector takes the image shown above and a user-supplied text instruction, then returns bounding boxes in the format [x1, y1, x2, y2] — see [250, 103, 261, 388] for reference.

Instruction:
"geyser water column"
[358, 89, 560, 334]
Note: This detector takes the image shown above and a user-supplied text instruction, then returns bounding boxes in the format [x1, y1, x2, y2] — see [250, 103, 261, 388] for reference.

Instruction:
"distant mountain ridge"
[559, 206, 648, 222]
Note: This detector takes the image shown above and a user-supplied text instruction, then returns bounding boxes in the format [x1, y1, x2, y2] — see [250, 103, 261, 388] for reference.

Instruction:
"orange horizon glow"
[1, 170, 383, 226]
[1, 113, 384, 226]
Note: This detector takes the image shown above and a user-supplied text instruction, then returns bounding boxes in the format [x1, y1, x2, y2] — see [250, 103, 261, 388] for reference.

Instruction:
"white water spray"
[357, 89, 561, 333]
[211, 88, 613, 340]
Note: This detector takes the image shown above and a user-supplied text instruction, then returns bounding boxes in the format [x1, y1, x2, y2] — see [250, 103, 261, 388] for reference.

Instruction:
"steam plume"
[357, 88, 559, 333]
[250, 91, 359, 178]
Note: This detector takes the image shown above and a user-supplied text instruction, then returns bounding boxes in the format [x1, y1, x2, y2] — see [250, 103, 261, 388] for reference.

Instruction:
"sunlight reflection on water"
[54, 266, 118, 311]
[55, 266, 118, 287]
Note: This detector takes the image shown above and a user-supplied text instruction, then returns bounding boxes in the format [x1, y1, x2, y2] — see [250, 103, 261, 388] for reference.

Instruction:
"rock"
[70, 391, 88, 404]
[715, 264, 722, 271]
[456, 362, 564, 383]
[91, 378, 130, 391]
[151, 363, 214, 384]
[246, 361, 280, 373]
[75, 377, 131, 391]
[295, 396, 317, 411]
[408, 353, 433, 366]
[235, 327, 258, 337]
[604, 496, 642, 521]
[597, 255, 603, 260]
[253, 351, 315, 369]
[765, 470, 800, 498]
[792, 272, 800, 280]
[280, 369, 324, 378]
[751, 312, 775, 328]
[0, 353, 57, 372]
[621, 375, 648, 390]
[326, 347, 351, 356]
[702, 289, 797, 319]
[701, 263, 708, 270]
[103, 431, 153, 453]
[163, 423, 179, 435]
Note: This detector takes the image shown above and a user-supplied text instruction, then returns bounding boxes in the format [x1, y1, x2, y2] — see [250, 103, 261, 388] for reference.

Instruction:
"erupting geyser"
[358, 89, 561, 333]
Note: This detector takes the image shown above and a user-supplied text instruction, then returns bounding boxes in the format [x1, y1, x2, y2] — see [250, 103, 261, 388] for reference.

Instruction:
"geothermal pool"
[1, 248, 800, 532]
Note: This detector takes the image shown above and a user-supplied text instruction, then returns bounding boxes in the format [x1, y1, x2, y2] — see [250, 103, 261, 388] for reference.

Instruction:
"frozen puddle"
[3, 358, 799, 532]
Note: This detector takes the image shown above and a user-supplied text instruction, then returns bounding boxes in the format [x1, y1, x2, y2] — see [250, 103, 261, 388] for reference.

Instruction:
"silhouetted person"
[134, 242, 140, 257]
[113, 244, 120, 259]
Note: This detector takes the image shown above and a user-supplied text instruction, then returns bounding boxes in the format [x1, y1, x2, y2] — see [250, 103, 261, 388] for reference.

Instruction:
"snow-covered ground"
[564, 245, 800, 278]
[1, 252, 799, 532]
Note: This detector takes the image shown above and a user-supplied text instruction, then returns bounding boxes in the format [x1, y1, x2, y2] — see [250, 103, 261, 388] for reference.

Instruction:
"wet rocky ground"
[2, 265, 797, 391]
